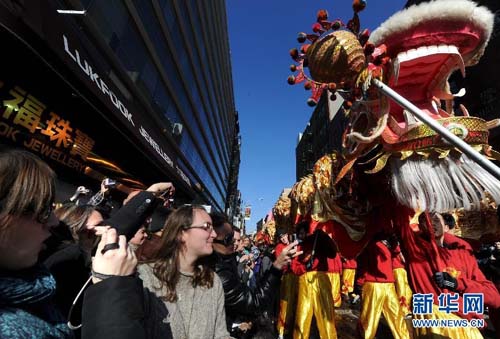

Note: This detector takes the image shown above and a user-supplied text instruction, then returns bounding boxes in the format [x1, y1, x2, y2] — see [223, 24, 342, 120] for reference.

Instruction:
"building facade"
[295, 93, 346, 180]
[0, 0, 240, 213]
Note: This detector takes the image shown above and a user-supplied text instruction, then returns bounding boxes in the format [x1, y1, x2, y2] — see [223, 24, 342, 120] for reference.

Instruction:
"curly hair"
[151, 205, 214, 302]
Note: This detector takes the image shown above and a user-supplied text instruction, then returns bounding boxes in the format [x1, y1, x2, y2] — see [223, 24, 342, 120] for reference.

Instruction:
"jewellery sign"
[0, 80, 92, 173]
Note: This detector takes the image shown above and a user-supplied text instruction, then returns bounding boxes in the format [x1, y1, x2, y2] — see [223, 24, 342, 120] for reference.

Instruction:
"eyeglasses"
[186, 222, 214, 233]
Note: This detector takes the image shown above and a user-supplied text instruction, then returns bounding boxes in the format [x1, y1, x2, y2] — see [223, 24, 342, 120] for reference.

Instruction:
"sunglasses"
[214, 231, 235, 247]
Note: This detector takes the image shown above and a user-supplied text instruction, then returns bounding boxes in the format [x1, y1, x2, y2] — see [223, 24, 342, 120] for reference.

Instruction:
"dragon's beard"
[389, 154, 500, 213]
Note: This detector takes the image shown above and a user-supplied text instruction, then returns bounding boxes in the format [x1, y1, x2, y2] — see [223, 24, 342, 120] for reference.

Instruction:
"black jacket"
[82, 276, 147, 339]
[44, 242, 91, 318]
[210, 251, 282, 328]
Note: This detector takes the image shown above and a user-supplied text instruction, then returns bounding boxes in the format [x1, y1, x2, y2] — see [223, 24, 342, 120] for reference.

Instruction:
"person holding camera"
[275, 228, 298, 339]
[0, 149, 147, 339]
[209, 212, 300, 338]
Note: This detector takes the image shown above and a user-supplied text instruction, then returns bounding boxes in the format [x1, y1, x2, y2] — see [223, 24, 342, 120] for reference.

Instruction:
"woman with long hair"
[138, 205, 231, 339]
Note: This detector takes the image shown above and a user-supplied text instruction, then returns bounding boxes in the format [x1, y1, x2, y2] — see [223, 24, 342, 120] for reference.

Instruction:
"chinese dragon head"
[288, 0, 500, 226]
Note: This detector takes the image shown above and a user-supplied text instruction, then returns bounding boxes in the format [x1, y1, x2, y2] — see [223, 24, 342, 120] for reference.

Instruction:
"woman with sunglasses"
[0, 149, 73, 338]
[138, 205, 231, 339]
[0, 149, 150, 339]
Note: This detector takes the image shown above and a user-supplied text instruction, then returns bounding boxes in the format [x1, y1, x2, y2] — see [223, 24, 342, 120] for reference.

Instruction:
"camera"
[291, 234, 302, 244]
[103, 178, 117, 188]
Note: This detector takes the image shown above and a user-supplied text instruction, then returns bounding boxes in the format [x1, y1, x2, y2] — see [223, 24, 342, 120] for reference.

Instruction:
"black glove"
[434, 272, 458, 291]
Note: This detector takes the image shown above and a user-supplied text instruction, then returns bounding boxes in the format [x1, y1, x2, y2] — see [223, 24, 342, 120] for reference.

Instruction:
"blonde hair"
[0, 149, 55, 235]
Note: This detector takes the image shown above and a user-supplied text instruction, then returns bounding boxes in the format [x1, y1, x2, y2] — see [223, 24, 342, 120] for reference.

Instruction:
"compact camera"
[103, 178, 117, 188]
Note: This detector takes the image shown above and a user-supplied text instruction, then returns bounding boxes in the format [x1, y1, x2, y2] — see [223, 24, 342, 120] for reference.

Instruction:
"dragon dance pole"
[372, 78, 500, 181]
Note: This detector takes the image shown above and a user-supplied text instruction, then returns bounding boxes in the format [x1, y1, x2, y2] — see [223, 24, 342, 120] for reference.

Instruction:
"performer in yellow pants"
[277, 272, 298, 338]
[357, 238, 410, 339]
[330, 271, 342, 307]
[291, 228, 339, 339]
[341, 257, 357, 298]
[294, 271, 337, 339]
[393, 267, 413, 316]
[360, 282, 410, 339]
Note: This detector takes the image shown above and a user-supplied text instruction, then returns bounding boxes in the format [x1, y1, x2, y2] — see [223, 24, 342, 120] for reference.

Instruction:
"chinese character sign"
[413, 293, 484, 315]
[0, 81, 95, 172]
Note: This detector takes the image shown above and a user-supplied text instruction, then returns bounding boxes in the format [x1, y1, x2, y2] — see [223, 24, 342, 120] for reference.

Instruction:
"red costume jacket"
[290, 230, 339, 276]
[396, 208, 500, 321]
[357, 240, 396, 284]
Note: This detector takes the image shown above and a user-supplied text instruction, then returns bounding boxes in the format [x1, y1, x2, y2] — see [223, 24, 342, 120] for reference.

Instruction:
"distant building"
[295, 93, 346, 180]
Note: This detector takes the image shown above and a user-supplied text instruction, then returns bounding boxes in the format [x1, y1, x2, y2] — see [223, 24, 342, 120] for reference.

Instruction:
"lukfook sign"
[63, 35, 135, 126]
[61, 33, 190, 186]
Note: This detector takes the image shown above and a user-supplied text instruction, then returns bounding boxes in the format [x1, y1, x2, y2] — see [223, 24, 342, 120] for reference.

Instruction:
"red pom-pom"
[304, 81, 312, 90]
[352, 0, 366, 13]
[317, 9, 329, 22]
[300, 44, 311, 54]
[289, 48, 299, 60]
[312, 23, 324, 34]
[287, 75, 296, 85]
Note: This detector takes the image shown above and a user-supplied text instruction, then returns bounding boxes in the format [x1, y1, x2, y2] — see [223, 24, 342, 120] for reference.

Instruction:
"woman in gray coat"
[138, 205, 232, 339]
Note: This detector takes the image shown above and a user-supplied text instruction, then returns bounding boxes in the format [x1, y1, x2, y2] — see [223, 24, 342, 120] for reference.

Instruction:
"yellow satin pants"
[393, 268, 413, 315]
[293, 271, 337, 339]
[277, 273, 298, 336]
[413, 304, 483, 339]
[341, 268, 356, 296]
[329, 272, 342, 307]
[360, 282, 410, 339]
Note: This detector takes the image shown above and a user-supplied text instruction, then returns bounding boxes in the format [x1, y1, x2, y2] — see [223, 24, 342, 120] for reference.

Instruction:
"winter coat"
[0, 265, 72, 338]
[209, 252, 282, 329]
[82, 276, 168, 339]
[44, 242, 91, 318]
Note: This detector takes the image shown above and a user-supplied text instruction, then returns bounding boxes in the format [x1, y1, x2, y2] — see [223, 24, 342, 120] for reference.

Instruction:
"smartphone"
[291, 234, 302, 244]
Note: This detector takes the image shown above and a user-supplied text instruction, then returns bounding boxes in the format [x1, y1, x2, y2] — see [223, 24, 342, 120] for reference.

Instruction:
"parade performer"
[396, 211, 500, 339]
[356, 232, 410, 339]
[291, 222, 339, 339]
[341, 257, 357, 300]
[391, 241, 413, 317]
[286, 0, 500, 337]
[275, 228, 298, 339]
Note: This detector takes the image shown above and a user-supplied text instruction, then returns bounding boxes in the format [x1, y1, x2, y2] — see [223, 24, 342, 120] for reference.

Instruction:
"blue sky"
[226, 0, 408, 233]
